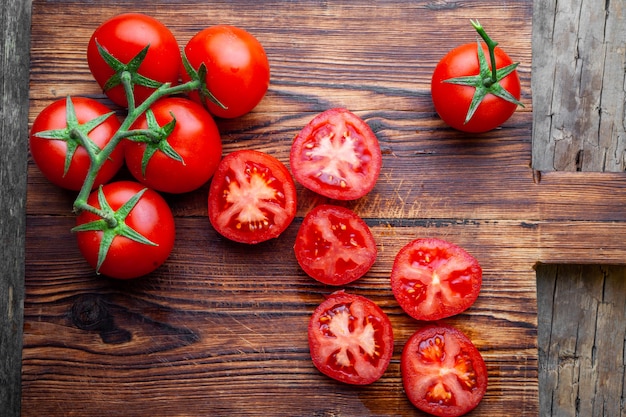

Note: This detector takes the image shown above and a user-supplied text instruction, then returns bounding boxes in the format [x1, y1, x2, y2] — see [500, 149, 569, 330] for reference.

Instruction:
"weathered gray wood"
[532, 0, 626, 171]
[0, 1, 32, 417]
[537, 265, 626, 417]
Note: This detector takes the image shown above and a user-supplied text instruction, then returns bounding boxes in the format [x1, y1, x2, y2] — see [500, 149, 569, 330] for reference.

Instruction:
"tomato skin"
[87, 13, 181, 108]
[182, 25, 270, 119]
[125, 97, 222, 194]
[75, 181, 176, 279]
[29, 97, 123, 191]
[290, 108, 382, 200]
[431, 42, 521, 133]
[308, 290, 394, 385]
[294, 204, 377, 285]
[390, 238, 482, 321]
[401, 325, 488, 417]
[208, 149, 297, 244]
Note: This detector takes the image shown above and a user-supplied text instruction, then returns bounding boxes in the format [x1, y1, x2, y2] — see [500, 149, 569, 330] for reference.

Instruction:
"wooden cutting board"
[22, 1, 626, 415]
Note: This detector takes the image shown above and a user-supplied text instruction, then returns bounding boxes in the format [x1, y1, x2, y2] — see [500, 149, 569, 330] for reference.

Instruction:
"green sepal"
[96, 40, 164, 93]
[34, 96, 115, 176]
[71, 186, 157, 274]
[125, 109, 184, 177]
[181, 52, 227, 110]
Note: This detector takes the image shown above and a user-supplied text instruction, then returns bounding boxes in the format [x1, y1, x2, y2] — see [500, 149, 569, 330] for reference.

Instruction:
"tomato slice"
[290, 108, 382, 200]
[208, 149, 297, 244]
[308, 290, 393, 385]
[294, 204, 377, 285]
[401, 325, 488, 417]
[390, 238, 482, 321]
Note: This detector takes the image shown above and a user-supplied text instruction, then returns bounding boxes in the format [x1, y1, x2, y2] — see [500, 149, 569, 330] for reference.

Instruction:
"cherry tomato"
[87, 13, 181, 108]
[208, 149, 297, 244]
[401, 324, 488, 417]
[294, 204, 377, 285]
[390, 238, 482, 321]
[29, 97, 123, 191]
[75, 181, 176, 279]
[308, 290, 393, 385]
[431, 42, 521, 133]
[124, 97, 222, 194]
[290, 108, 382, 200]
[182, 25, 270, 119]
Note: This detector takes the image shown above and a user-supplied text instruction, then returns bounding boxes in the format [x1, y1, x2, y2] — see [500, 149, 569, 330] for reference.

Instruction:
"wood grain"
[21, 0, 626, 416]
[0, 0, 31, 416]
[532, 0, 626, 172]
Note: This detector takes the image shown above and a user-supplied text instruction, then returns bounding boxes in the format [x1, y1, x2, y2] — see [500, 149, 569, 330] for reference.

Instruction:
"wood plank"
[0, 1, 31, 417]
[532, 0, 626, 172]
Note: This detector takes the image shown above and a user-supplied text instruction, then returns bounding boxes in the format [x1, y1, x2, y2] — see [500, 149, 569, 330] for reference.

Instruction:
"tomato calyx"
[125, 109, 183, 177]
[33, 96, 116, 177]
[443, 20, 523, 125]
[95, 41, 165, 110]
[181, 53, 227, 111]
[71, 186, 157, 273]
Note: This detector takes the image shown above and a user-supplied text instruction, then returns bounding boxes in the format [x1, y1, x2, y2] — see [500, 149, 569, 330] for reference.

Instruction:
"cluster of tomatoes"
[29, 12, 522, 417]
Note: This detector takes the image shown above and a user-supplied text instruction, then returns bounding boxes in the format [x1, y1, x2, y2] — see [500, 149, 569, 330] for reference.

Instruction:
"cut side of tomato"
[290, 108, 382, 200]
[401, 324, 488, 417]
[390, 238, 482, 321]
[308, 290, 393, 385]
[294, 204, 377, 285]
[208, 149, 297, 244]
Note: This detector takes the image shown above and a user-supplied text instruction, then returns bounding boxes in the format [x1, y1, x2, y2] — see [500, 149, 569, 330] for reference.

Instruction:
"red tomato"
[182, 25, 270, 119]
[74, 181, 176, 279]
[294, 204, 377, 285]
[87, 13, 181, 108]
[401, 325, 488, 417]
[124, 97, 222, 194]
[431, 42, 521, 133]
[29, 97, 123, 191]
[308, 290, 394, 385]
[290, 108, 382, 201]
[208, 149, 297, 244]
[390, 238, 482, 321]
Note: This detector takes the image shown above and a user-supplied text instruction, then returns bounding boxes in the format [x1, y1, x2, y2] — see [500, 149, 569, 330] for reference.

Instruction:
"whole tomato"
[182, 25, 270, 119]
[29, 96, 123, 191]
[74, 181, 176, 279]
[87, 13, 181, 108]
[431, 21, 522, 133]
[125, 97, 222, 194]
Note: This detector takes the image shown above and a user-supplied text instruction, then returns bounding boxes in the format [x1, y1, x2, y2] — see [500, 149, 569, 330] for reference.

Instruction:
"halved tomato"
[401, 324, 488, 417]
[308, 290, 394, 385]
[390, 238, 482, 321]
[294, 204, 377, 285]
[290, 108, 382, 200]
[208, 149, 297, 244]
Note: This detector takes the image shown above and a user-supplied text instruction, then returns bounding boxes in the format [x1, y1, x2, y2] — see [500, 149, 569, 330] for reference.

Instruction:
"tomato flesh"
[308, 291, 393, 385]
[294, 204, 377, 285]
[390, 238, 482, 321]
[401, 325, 488, 417]
[290, 108, 382, 200]
[208, 150, 297, 244]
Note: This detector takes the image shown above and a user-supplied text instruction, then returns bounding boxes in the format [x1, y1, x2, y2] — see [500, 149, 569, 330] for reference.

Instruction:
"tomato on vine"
[182, 25, 270, 119]
[73, 181, 176, 279]
[30, 96, 124, 191]
[431, 20, 523, 133]
[124, 97, 222, 194]
[87, 13, 182, 108]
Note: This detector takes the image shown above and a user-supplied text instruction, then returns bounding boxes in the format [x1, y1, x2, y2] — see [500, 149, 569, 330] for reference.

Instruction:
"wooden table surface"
[2, 0, 625, 416]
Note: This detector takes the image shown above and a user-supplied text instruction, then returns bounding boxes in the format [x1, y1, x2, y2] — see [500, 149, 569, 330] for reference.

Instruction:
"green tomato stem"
[72, 75, 201, 214]
[470, 19, 499, 86]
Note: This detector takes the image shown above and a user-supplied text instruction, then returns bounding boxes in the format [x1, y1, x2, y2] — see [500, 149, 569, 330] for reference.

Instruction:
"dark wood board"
[21, 1, 626, 416]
